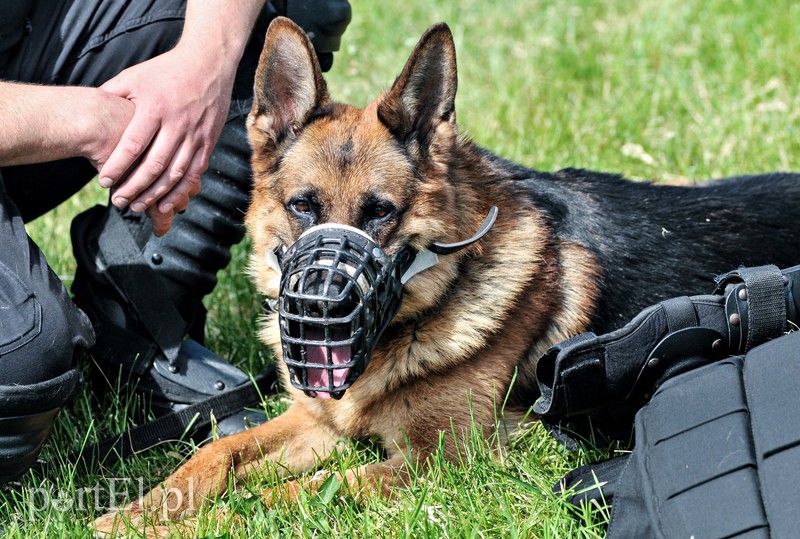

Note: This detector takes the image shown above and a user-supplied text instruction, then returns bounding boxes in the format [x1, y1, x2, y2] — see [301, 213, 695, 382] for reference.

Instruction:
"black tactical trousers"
[0, 0, 208, 480]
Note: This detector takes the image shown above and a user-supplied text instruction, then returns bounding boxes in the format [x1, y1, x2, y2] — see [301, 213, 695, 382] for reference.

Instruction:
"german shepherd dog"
[94, 17, 800, 535]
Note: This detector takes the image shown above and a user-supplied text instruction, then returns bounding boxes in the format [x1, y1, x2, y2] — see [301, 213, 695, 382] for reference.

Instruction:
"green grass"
[4, 0, 799, 536]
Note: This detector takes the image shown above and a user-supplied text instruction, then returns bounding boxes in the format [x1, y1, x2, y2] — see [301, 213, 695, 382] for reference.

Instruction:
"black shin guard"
[141, 105, 252, 342]
[71, 104, 261, 436]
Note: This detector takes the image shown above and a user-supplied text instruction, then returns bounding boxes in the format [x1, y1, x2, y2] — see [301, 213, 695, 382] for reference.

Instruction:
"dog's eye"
[290, 199, 313, 215]
[366, 202, 393, 221]
[371, 205, 390, 219]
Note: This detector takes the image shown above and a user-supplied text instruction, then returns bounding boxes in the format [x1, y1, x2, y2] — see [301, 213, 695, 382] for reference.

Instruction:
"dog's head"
[245, 18, 494, 397]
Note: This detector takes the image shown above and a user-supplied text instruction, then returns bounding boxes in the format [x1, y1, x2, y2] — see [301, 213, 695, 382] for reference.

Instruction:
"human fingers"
[127, 140, 197, 213]
[98, 105, 159, 191]
[154, 171, 202, 214]
[142, 151, 203, 236]
[148, 206, 176, 237]
[110, 124, 184, 210]
[153, 147, 205, 215]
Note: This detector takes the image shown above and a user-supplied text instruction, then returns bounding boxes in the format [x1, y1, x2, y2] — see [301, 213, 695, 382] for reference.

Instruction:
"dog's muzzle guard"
[267, 207, 498, 399]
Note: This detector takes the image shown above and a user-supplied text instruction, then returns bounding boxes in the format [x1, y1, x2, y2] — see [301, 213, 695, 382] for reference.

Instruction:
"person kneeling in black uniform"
[0, 0, 351, 482]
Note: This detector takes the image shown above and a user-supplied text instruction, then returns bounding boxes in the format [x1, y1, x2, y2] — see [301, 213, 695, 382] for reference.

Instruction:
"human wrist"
[0, 84, 111, 166]
[177, 0, 265, 64]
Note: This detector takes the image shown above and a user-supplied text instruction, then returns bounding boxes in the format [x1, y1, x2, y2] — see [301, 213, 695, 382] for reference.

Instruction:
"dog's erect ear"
[248, 17, 329, 149]
[377, 23, 458, 148]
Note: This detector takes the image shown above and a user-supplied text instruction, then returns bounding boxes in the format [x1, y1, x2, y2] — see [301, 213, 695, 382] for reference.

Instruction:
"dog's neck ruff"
[270, 207, 497, 399]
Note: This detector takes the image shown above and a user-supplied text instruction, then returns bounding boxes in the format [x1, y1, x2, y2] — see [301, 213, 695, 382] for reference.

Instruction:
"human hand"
[98, 43, 236, 236]
[82, 90, 136, 171]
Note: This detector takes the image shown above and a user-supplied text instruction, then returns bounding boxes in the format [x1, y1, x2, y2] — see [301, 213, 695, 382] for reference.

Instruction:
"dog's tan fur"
[93, 19, 628, 537]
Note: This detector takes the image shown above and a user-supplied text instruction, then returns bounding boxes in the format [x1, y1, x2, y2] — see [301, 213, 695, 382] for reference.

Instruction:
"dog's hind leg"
[92, 402, 342, 534]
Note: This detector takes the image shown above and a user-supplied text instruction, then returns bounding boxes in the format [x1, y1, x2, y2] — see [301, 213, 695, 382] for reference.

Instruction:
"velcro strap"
[660, 296, 697, 332]
[533, 332, 604, 417]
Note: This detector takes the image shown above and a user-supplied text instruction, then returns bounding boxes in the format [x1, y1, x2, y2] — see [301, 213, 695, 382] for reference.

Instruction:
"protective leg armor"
[71, 103, 261, 436]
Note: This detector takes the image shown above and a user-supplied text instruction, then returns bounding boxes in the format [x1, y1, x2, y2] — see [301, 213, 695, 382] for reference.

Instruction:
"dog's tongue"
[305, 327, 351, 399]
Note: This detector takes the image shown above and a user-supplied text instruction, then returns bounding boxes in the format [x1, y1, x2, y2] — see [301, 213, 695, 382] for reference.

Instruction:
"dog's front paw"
[261, 469, 335, 506]
[91, 499, 176, 539]
[91, 444, 237, 536]
[91, 488, 244, 538]
[91, 494, 215, 538]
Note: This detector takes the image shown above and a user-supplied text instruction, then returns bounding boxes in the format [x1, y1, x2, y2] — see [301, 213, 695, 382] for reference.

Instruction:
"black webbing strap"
[97, 208, 185, 364]
[73, 366, 277, 470]
[660, 295, 697, 332]
[714, 264, 786, 352]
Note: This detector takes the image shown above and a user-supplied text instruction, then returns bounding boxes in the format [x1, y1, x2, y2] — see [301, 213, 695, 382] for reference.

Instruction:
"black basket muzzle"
[268, 208, 497, 400]
[276, 224, 415, 399]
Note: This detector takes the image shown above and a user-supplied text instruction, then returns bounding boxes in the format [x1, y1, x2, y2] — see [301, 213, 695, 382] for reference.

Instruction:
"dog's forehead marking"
[335, 137, 355, 169]
[302, 112, 408, 181]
